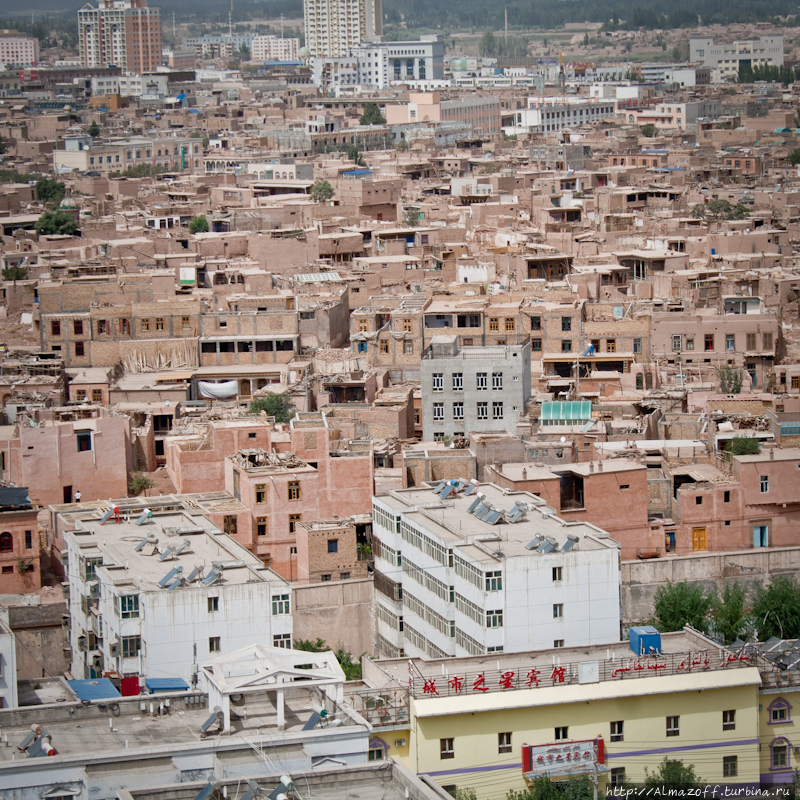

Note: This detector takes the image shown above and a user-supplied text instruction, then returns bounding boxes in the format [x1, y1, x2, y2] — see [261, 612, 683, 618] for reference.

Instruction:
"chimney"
[769, 447, 774, 460]
[598, 461, 603, 472]
[589, 462, 595, 473]
[522, 468, 527, 479]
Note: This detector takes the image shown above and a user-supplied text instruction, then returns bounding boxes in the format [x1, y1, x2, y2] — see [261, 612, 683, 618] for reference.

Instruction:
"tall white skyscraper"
[304, 0, 382, 58]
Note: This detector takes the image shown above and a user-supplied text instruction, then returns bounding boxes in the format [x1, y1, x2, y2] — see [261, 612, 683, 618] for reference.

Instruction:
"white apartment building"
[0, 610, 17, 709]
[372, 482, 621, 660]
[252, 35, 300, 61]
[64, 508, 292, 683]
[689, 36, 783, 79]
[0, 33, 39, 66]
[304, 0, 382, 57]
[504, 96, 616, 136]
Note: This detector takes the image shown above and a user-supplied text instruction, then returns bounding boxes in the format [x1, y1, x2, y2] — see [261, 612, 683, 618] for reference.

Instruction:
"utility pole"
[504, 9, 508, 44]
[280, 13, 284, 39]
[172, 11, 176, 37]
[229, 0, 233, 38]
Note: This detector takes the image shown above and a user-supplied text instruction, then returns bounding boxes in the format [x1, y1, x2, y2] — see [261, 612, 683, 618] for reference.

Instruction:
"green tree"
[644, 758, 703, 792]
[359, 102, 386, 125]
[445, 789, 477, 800]
[719, 366, 743, 394]
[753, 576, 800, 640]
[653, 580, 713, 634]
[35, 210, 78, 236]
[347, 145, 366, 166]
[88, 120, 100, 137]
[239, 43, 251, 60]
[711, 582, 749, 645]
[188, 215, 209, 234]
[507, 774, 593, 800]
[640, 123, 658, 137]
[789, 148, 800, 165]
[583, 32, 589, 46]
[36, 177, 66, 206]
[294, 639, 362, 680]
[2, 264, 28, 284]
[128, 472, 154, 495]
[727, 435, 760, 456]
[310, 179, 334, 203]
[249, 392, 296, 423]
[403, 207, 420, 227]
[395, 138, 409, 151]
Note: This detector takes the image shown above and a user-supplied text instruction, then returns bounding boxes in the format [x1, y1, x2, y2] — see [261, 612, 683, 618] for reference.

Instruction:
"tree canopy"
[294, 639, 362, 680]
[752, 576, 800, 640]
[640, 123, 658, 138]
[88, 120, 100, 137]
[36, 177, 66, 206]
[727, 435, 760, 456]
[310, 179, 334, 203]
[35, 210, 78, 237]
[359, 102, 386, 126]
[653, 581, 714, 634]
[249, 393, 296, 423]
[188, 215, 209, 234]
[644, 758, 703, 791]
[2, 264, 28, 283]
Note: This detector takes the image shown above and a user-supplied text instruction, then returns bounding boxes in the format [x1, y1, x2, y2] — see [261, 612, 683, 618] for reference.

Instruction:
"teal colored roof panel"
[540, 401, 592, 422]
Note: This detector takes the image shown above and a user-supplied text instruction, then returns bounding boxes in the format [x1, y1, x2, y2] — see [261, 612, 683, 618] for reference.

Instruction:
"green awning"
[540, 401, 592, 423]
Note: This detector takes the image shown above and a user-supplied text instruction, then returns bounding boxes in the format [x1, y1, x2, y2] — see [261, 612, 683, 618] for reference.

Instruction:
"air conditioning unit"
[395, 739, 407, 748]
[88, 581, 101, 599]
[109, 639, 121, 657]
[77, 635, 88, 652]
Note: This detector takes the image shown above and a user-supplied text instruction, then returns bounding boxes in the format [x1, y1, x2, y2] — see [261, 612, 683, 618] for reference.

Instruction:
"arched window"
[771, 736, 792, 770]
[0, 532, 11, 552]
[368, 736, 388, 761]
[769, 697, 792, 724]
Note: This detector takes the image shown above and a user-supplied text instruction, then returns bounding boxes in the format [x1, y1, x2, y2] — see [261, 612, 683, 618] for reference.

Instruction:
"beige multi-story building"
[251, 35, 300, 62]
[303, 0, 382, 57]
[78, 0, 162, 73]
[0, 32, 39, 66]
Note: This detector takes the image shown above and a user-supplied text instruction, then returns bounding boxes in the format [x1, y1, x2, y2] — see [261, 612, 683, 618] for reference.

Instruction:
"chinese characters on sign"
[523, 739, 604, 778]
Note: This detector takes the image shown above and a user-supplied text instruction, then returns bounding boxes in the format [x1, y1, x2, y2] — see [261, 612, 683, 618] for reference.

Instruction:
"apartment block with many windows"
[372, 482, 620, 660]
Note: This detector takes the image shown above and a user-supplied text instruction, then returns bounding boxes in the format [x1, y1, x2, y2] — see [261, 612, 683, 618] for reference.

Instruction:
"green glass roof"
[540, 401, 592, 421]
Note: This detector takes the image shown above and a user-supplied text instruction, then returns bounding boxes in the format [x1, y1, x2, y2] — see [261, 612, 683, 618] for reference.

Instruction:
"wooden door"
[692, 527, 707, 551]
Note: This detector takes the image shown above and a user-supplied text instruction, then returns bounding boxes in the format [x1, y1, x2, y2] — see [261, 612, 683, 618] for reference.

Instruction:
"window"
[76, 431, 92, 452]
[327, 540, 339, 554]
[555, 727, 568, 741]
[119, 594, 139, 619]
[531, 316, 541, 331]
[492, 402, 504, 419]
[181, 316, 191, 330]
[486, 609, 503, 628]
[723, 755, 737, 778]
[273, 633, 291, 648]
[611, 721, 624, 742]
[1, 566, 11, 574]
[339, 572, 350, 580]
[288, 481, 301, 501]
[122, 636, 141, 658]
[404, 341, 413, 355]
[498, 732, 512, 753]
[554, 639, 564, 648]
[25, 530, 32, 550]
[561, 317, 572, 332]
[761, 475, 769, 493]
[666, 716, 679, 737]
[492, 372, 503, 390]
[552, 566, 563, 582]
[272, 594, 290, 615]
[403, 318, 412, 332]
[433, 402, 444, 421]
[531, 338, 542, 351]
[208, 596, 219, 612]
[155, 318, 164, 331]
[476, 373, 487, 390]
[477, 402, 488, 420]
[726, 334, 735, 351]
[553, 603, 563, 618]
[772, 739, 789, 769]
[289, 514, 301, 533]
[209, 637, 221, 652]
[141, 318, 150, 332]
[51, 320, 61, 336]
[705, 334, 714, 351]
[440, 738, 454, 759]
[358, 342, 368, 353]
[485, 571, 502, 591]
[1, 532, 14, 553]
[452, 373, 463, 391]
[255, 484, 266, 504]
[562, 340, 572, 353]
[633, 338, 642, 354]
[432, 373, 443, 392]
[358, 320, 369, 332]
[610, 768, 626, 787]
[97, 320, 107, 335]
[489, 317, 499, 332]
[379, 340, 389, 354]
[74, 341, 84, 357]
[120, 319, 130, 335]
[223, 515, 237, 535]
[453, 402, 464, 421]
[74, 320, 84, 335]
[724, 490, 730, 503]
[723, 710, 735, 731]
[321, 574, 332, 582]
[770, 699, 790, 723]
[369, 746, 385, 761]
[686, 337, 694, 351]
[257, 517, 267, 537]
[505, 318, 516, 332]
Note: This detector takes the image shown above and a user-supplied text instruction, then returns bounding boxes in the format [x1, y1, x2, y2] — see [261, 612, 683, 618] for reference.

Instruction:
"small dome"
[60, 197, 79, 209]
[299, 46, 311, 57]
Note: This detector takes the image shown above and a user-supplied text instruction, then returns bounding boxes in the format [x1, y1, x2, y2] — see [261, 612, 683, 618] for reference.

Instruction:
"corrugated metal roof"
[293, 273, 342, 283]
[67, 678, 122, 702]
[540, 401, 592, 422]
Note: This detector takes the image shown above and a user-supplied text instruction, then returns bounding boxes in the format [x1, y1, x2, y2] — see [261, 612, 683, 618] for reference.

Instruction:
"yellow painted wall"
[408, 685, 760, 800]
[758, 688, 800, 785]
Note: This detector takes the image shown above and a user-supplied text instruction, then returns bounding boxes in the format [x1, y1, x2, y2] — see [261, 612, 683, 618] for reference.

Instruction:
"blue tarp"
[144, 678, 190, 693]
[68, 678, 121, 701]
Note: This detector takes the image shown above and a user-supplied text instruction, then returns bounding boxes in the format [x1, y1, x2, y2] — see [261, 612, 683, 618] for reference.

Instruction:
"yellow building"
[758, 666, 800, 787]
[361, 630, 762, 798]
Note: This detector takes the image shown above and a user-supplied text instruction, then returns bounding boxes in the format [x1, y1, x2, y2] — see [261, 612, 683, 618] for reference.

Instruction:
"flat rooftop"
[376, 482, 618, 565]
[65, 509, 282, 592]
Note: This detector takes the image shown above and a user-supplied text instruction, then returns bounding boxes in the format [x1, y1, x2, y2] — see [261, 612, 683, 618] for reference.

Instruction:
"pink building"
[0, 33, 39, 66]
[0, 488, 41, 594]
